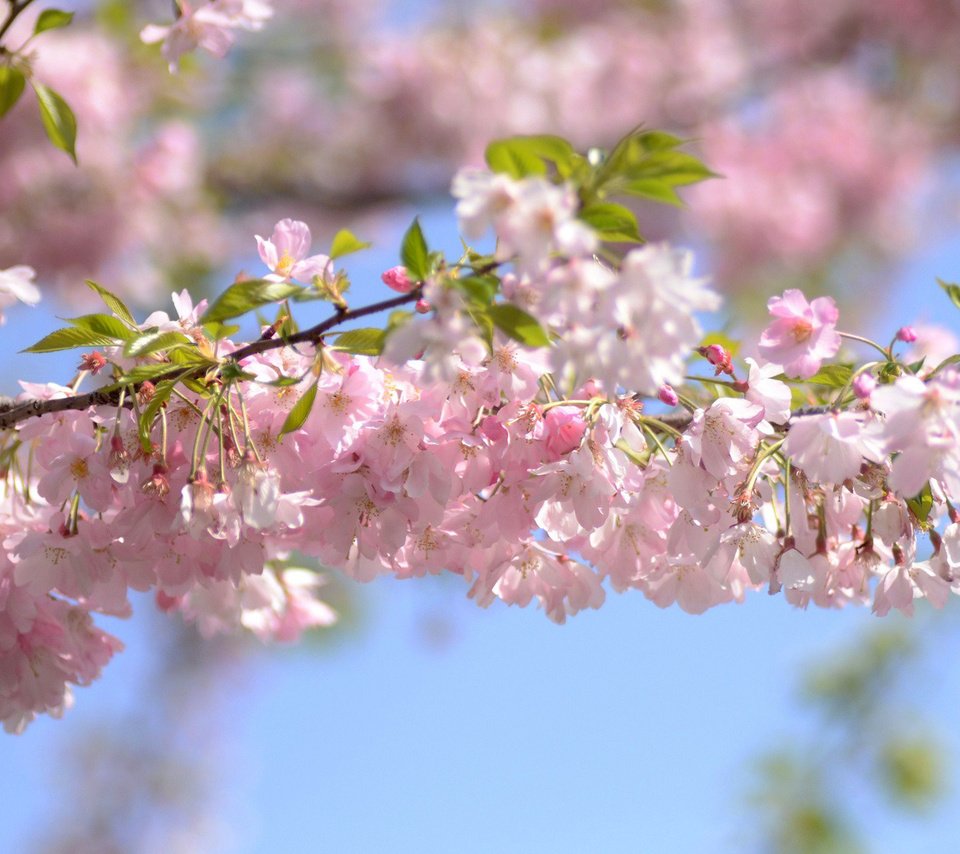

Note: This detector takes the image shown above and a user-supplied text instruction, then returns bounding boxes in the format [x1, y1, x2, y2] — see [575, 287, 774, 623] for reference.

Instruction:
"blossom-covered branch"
[2, 130, 959, 735]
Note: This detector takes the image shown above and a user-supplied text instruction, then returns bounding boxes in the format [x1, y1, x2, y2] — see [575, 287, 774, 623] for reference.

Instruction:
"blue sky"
[2, 199, 960, 853]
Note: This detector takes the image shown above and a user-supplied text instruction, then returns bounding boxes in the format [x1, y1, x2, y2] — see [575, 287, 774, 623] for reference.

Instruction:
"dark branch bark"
[0, 288, 422, 431]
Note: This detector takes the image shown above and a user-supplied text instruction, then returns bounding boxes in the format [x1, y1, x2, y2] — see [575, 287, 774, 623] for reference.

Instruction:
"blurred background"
[2, 0, 960, 850]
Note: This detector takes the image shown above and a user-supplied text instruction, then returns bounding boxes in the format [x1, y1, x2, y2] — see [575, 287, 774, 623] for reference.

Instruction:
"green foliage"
[32, 82, 77, 163]
[484, 134, 584, 180]
[280, 382, 318, 435]
[400, 218, 430, 282]
[24, 326, 121, 353]
[331, 328, 387, 356]
[68, 313, 135, 341]
[589, 128, 717, 207]
[329, 229, 371, 260]
[123, 330, 194, 358]
[578, 202, 643, 243]
[487, 303, 550, 348]
[137, 378, 178, 451]
[34, 8, 74, 34]
[937, 277, 960, 310]
[879, 736, 945, 810]
[906, 481, 934, 524]
[0, 66, 26, 118]
[201, 280, 301, 324]
[85, 280, 137, 326]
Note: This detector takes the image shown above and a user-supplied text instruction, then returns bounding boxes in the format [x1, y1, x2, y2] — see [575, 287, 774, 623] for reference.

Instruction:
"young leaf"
[280, 382, 318, 435]
[937, 278, 960, 311]
[34, 8, 74, 33]
[32, 82, 77, 163]
[138, 378, 177, 452]
[120, 363, 180, 384]
[800, 365, 854, 388]
[22, 326, 119, 353]
[68, 313, 135, 341]
[331, 328, 387, 356]
[488, 304, 551, 348]
[578, 202, 643, 243]
[400, 218, 430, 282]
[201, 280, 301, 324]
[85, 280, 136, 326]
[124, 330, 194, 358]
[485, 135, 577, 179]
[329, 229, 372, 259]
[620, 179, 684, 207]
[0, 66, 26, 118]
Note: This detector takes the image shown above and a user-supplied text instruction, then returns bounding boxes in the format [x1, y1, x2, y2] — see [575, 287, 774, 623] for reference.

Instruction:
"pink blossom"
[758, 289, 841, 379]
[381, 265, 414, 292]
[541, 406, 587, 459]
[141, 0, 274, 72]
[255, 219, 333, 284]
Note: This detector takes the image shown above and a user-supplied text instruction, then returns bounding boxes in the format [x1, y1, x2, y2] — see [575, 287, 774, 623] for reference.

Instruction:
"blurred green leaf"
[34, 8, 74, 33]
[32, 82, 77, 163]
[488, 304, 550, 348]
[0, 66, 26, 118]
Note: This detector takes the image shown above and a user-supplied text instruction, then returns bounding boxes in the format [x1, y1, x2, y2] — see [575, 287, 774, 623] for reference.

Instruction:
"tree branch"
[0, 288, 422, 431]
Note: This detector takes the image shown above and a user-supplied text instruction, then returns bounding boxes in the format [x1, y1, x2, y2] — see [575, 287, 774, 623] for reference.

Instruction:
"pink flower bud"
[381, 265, 414, 293]
[896, 326, 917, 343]
[543, 406, 587, 459]
[658, 384, 679, 407]
[415, 298, 431, 314]
[700, 344, 734, 375]
[852, 372, 877, 400]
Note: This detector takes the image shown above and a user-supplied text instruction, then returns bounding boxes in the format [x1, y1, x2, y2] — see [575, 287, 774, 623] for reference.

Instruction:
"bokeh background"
[2, 0, 960, 850]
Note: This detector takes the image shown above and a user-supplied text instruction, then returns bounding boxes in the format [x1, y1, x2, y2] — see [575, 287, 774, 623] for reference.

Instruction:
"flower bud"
[895, 326, 917, 343]
[657, 384, 679, 407]
[381, 265, 414, 293]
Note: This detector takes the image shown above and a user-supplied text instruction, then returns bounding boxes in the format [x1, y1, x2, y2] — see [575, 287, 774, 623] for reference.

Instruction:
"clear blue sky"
[2, 202, 960, 854]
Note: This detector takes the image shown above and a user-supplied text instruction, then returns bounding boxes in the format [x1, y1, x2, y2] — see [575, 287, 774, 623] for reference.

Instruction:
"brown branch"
[0, 288, 422, 431]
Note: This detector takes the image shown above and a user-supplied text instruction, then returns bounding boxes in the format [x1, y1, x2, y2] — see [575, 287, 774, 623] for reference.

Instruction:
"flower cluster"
[1, 137, 958, 733]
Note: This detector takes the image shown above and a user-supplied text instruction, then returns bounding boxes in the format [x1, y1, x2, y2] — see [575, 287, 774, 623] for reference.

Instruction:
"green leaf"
[201, 279, 301, 324]
[0, 66, 26, 118]
[203, 320, 241, 341]
[85, 280, 136, 326]
[34, 8, 74, 33]
[454, 275, 499, 306]
[937, 278, 960, 311]
[578, 202, 643, 243]
[329, 229, 372, 259]
[488, 304, 550, 348]
[485, 135, 578, 179]
[119, 363, 179, 384]
[67, 313, 135, 341]
[22, 326, 118, 353]
[331, 328, 387, 356]
[280, 382, 318, 436]
[32, 82, 77, 163]
[620, 179, 684, 207]
[124, 330, 194, 358]
[138, 379, 177, 452]
[624, 150, 717, 186]
[803, 365, 854, 388]
[906, 482, 934, 525]
[400, 218, 430, 282]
